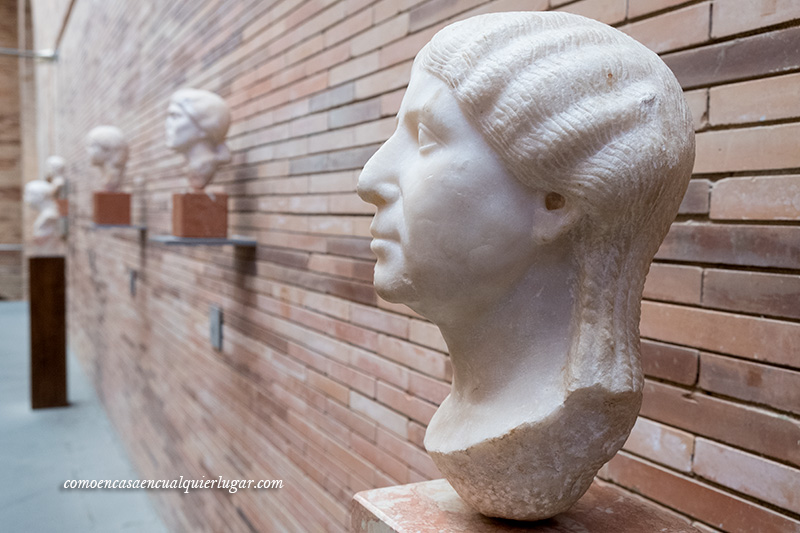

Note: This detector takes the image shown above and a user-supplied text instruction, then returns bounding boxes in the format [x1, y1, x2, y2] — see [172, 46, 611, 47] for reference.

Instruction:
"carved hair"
[416, 12, 695, 394]
[86, 126, 129, 169]
[170, 88, 231, 164]
[24, 179, 58, 207]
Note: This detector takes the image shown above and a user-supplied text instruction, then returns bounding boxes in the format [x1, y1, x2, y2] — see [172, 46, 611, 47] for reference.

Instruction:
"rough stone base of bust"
[172, 192, 228, 238]
[427, 387, 641, 520]
[93, 191, 130, 225]
[351, 478, 701, 532]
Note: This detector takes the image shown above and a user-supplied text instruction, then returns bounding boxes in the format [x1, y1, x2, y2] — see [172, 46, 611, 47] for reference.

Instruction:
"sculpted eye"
[418, 123, 439, 153]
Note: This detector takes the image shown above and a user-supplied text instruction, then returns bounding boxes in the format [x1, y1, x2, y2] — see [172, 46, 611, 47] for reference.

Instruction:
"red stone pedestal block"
[93, 191, 130, 225]
[29, 256, 67, 409]
[352, 479, 701, 532]
[172, 192, 228, 238]
[57, 198, 69, 216]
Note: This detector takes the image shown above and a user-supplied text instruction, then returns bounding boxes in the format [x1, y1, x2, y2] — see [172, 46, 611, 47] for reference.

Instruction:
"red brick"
[379, 24, 440, 68]
[678, 179, 710, 215]
[323, 5, 373, 47]
[656, 223, 800, 270]
[699, 352, 800, 415]
[377, 334, 448, 379]
[407, 319, 447, 352]
[349, 390, 408, 438]
[349, 303, 409, 338]
[641, 301, 800, 368]
[328, 97, 382, 129]
[349, 431, 409, 483]
[641, 380, 800, 467]
[664, 25, 800, 91]
[623, 417, 694, 472]
[702, 268, 800, 320]
[555, 0, 627, 24]
[407, 420, 427, 448]
[354, 60, 413, 99]
[709, 72, 800, 126]
[627, 0, 689, 19]
[712, 0, 800, 38]
[710, 175, 800, 221]
[604, 452, 800, 533]
[640, 339, 699, 386]
[693, 438, 800, 514]
[683, 88, 708, 131]
[351, 13, 409, 56]
[695, 123, 800, 174]
[408, 0, 484, 32]
[374, 427, 441, 479]
[643, 263, 703, 305]
[306, 368, 350, 404]
[375, 380, 437, 424]
[329, 52, 380, 87]
[620, 2, 709, 53]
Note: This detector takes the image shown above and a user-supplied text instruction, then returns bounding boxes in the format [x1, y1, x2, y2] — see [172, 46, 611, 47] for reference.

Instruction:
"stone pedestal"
[29, 256, 67, 409]
[351, 479, 700, 533]
[172, 192, 227, 238]
[57, 198, 69, 217]
[93, 191, 130, 225]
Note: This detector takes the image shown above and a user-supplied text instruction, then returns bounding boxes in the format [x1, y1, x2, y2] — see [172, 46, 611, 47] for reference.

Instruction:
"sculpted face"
[87, 141, 107, 166]
[357, 67, 548, 319]
[165, 103, 205, 152]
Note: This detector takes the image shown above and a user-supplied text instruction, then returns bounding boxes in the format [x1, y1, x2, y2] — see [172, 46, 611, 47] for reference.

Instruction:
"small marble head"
[166, 88, 231, 191]
[44, 155, 66, 181]
[86, 126, 128, 191]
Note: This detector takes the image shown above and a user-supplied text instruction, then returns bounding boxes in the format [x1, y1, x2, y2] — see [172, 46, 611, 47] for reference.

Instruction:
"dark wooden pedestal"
[29, 256, 67, 409]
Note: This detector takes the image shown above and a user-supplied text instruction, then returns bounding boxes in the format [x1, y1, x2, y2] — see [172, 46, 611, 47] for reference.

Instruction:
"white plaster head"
[166, 88, 231, 191]
[86, 126, 128, 191]
[357, 11, 695, 520]
[44, 155, 65, 181]
[24, 178, 62, 251]
[44, 155, 66, 198]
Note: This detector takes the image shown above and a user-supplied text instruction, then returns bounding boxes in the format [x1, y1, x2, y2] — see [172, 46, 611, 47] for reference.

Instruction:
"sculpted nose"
[357, 144, 399, 207]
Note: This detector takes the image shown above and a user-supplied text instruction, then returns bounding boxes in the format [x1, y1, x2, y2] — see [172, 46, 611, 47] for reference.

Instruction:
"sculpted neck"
[183, 141, 219, 192]
[425, 248, 578, 451]
[102, 166, 124, 191]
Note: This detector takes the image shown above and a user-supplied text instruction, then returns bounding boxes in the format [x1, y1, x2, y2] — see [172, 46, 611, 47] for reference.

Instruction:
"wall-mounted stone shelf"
[92, 224, 147, 231]
[148, 235, 257, 247]
[352, 479, 701, 533]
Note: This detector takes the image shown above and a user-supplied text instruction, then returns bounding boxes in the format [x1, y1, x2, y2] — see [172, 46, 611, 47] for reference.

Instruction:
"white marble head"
[44, 155, 65, 181]
[166, 88, 231, 191]
[44, 155, 66, 198]
[24, 178, 62, 252]
[86, 126, 128, 191]
[358, 11, 695, 520]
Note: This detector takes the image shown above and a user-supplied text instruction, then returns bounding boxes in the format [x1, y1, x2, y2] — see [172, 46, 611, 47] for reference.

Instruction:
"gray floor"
[0, 301, 168, 532]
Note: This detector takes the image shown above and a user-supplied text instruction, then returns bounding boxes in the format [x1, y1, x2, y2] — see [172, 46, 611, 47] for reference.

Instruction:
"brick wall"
[0, 0, 22, 300]
[31, 0, 800, 531]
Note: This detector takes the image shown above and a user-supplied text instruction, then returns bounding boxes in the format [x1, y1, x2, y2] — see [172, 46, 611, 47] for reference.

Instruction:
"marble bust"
[165, 88, 231, 192]
[24, 176, 63, 254]
[357, 12, 695, 521]
[86, 126, 128, 191]
[44, 155, 66, 187]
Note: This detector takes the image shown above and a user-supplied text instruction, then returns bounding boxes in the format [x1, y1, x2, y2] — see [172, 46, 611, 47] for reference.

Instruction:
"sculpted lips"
[369, 217, 400, 242]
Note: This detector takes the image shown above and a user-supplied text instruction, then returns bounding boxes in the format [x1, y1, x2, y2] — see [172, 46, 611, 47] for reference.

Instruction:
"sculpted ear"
[530, 191, 580, 245]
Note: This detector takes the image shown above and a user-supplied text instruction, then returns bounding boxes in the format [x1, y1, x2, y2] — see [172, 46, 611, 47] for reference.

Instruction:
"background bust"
[165, 88, 231, 192]
[357, 11, 695, 520]
[24, 177, 62, 254]
[86, 126, 128, 191]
